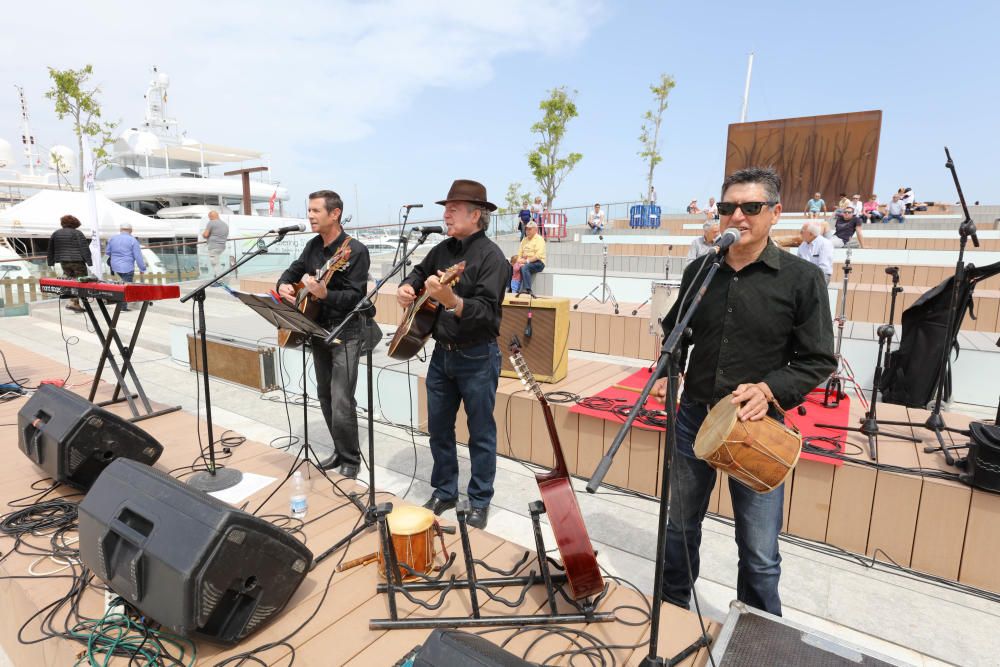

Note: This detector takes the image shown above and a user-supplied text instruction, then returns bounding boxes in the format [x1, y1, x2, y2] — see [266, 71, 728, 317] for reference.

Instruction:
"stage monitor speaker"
[410, 629, 534, 666]
[79, 459, 313, 644]
[962, 422, 1000, 492]
[17, 384, 163, 490]
[498, 295, 568, 383]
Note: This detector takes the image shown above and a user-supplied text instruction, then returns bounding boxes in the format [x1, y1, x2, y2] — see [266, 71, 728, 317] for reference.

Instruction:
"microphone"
[411, 225, 443, 235]
[524, 309, 533, 338]
[404, 204, 424, 209]
[271, 223, 306, 235]
[712, 227, 741, 253]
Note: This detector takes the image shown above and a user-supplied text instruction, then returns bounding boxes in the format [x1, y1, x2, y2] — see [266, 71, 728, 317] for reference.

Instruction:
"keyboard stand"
[82, 298, 181, 422]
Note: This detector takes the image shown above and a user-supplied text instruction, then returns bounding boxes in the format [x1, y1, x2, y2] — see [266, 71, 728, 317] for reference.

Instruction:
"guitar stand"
[823, 249, 868, 411]
[369, 500, 614, 630]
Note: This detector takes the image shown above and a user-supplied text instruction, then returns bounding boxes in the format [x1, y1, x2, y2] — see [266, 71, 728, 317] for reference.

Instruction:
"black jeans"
[311, 331, 363, 466]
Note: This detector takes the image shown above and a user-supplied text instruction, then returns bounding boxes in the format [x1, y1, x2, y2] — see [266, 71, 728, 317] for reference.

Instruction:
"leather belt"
[436, 339, 493, 352]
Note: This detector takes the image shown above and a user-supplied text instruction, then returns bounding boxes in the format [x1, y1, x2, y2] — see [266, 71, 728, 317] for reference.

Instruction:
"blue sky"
[2, 0, 997, 224]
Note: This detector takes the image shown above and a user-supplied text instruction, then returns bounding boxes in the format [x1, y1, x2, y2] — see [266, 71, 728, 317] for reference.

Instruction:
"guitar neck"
[513, 351, 569, 478]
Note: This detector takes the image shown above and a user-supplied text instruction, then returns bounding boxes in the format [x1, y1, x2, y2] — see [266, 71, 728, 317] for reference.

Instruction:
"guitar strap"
[318, 236, 353, 286]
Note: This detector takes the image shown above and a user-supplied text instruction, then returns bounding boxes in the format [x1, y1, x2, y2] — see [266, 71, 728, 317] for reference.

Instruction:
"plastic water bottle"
[289, 471, 308, 519]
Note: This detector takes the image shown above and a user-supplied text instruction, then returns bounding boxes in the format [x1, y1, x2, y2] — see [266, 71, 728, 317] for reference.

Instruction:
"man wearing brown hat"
[397, 180, 511, 530]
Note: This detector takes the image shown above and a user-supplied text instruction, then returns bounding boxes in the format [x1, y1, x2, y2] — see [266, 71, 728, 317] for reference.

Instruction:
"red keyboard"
[40, 278, 180, 303]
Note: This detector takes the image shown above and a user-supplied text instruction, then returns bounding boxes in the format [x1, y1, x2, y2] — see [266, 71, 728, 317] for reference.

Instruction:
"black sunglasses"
[716, 201, 778, 216]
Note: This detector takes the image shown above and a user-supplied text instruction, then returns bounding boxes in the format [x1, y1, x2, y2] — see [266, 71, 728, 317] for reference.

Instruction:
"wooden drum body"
[693, 399, 801, 493]
[377, 505, 437, 581]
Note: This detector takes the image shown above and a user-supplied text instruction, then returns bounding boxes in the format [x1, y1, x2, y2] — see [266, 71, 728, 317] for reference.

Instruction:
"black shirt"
[276, 230, 370, 329]
[662, 241, 836, 408]
[834, 214, 861, 244]
[401, 230, 511, 345]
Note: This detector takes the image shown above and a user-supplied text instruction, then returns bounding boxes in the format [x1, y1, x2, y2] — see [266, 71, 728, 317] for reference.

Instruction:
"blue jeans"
[117, 272, 134, 283]
[885, 214, 904, 224]
[425, 341, 501, 508]
[661, 395, 784, 615]
[519, 260, 544, 293]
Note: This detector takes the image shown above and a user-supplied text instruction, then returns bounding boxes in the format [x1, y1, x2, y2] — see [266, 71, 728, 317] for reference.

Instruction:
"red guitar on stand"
[509, 339, 604, 600]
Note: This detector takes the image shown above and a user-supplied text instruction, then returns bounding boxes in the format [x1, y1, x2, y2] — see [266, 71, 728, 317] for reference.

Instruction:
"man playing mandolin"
[277, 190, 371, 479]
[397, 180, 511, 529]
[652, 167, 835, 615]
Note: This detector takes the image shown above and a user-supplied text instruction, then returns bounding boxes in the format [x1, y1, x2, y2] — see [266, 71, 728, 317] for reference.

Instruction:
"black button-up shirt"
[276, 230, 370, 329]
[662, 241, 836, 408]
[401, 230, 511, 345]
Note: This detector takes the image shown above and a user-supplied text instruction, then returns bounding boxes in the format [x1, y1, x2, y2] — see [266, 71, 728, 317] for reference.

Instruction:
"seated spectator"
[705, 197, 719, 220]
[686, 199, 701, 215]
[832, 207, 864, 248]
[509, 255, 522, 293]
[805, 192, 827, 218]
[586, 203, 606, 234]
[836, 193, 851, 213]
[885, 194, 905, 223]
[686, 220, 719, 264]
[517, 209, 531, 240]
[850, 194, 865, 221]
[863, 195, 883, 223]
[515, 221, 546, 295]
[797, 222, 833, 283]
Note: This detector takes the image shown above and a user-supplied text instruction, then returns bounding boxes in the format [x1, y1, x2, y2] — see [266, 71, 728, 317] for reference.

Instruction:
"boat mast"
[15, 85, 40, 176]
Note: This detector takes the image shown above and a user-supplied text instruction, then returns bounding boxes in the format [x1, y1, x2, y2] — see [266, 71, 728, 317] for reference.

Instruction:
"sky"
[2, 0, 998, 225]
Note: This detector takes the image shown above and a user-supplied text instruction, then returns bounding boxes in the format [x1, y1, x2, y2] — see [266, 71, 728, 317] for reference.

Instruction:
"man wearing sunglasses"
[651, 166, 835, 616]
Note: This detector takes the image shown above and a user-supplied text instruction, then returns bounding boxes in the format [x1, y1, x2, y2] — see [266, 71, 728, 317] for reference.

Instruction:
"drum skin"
[693, 399, 801, 493]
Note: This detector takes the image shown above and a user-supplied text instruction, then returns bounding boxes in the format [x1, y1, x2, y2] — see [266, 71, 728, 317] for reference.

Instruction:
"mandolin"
[276, 237, 352, 348]
[387, 261, 466, 360]
[509, 340, 604, 600]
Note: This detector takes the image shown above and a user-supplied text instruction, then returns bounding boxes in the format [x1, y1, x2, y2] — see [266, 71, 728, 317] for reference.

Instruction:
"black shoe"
[466, 506, 489, 530]
[339, 463, 359, 479]
[422, 496, 457, 516]
[317, 454, 340, 471]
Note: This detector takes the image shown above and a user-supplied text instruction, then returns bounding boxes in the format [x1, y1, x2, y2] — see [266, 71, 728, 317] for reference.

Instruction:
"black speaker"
[17, 384, 163, 490]
[79, 459, 313, 644]
[411, 629, 535, 666]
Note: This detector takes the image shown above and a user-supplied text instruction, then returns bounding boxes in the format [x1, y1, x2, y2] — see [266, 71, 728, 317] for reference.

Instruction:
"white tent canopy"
[0, 190, 184, 239]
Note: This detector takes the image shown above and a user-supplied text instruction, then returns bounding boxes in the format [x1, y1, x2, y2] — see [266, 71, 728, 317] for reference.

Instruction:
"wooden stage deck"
[0, 345, 717, 666]
[414, 356, 1000, 597]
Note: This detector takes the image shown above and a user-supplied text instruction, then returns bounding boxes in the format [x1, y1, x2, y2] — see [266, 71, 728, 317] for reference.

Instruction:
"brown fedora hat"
[435, 179, 497, 211]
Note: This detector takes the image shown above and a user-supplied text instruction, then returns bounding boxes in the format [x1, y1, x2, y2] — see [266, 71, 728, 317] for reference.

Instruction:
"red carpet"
[572, 370, 850, 465]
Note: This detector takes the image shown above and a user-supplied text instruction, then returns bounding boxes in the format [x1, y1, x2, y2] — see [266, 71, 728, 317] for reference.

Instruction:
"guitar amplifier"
[497, 295, 568, 383]
[187, 334, 279, 393]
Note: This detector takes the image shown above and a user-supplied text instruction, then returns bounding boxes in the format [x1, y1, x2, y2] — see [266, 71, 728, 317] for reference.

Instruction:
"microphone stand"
[391, 205, 418, 283]
[586, 250, 726, 666]
[313, 228, 436, 566]
[180, 231, 292, 492]
[876, 147, 977, 465]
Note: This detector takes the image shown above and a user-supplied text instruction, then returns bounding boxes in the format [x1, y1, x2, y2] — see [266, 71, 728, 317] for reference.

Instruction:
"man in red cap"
[397, 180, 511, 530]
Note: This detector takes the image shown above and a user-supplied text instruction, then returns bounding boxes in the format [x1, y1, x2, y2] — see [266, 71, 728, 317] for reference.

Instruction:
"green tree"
[527, 87, 582, 209]
[501, 181, 533, 215]
[638, 73, 675, 202]
[45, 65, 119, 188]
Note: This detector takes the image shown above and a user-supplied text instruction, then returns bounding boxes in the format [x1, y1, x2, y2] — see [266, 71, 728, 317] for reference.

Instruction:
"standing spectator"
[885, 194, 906, 223]
[832, 207, 865, 248]
[686, 220, 720, 264]
[203, 210, 230, 276]
[517, 209, 531, 241]
[529, 196, 544, 222]
[516, 221, 546, 295]
[686, 199, 701, 215]
[901, 187, 915, 214]
[106, 223, 147, 311]
[805, 192, 826, 218]
[797, 222, 833, 283]
[509, 255, 522, 293]
[586, 203, 606, 234]
[705, 197, 719, 220]
[46, 214, 92, 312]
[649, 186, 657, 204]
[863, 195, 883, 223]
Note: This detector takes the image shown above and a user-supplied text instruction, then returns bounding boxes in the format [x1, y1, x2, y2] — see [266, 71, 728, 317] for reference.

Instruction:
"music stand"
[226, 290, 343, 510]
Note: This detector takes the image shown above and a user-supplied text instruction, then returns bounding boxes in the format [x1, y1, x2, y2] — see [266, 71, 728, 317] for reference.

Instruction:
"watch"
[444, 298, 461, 314]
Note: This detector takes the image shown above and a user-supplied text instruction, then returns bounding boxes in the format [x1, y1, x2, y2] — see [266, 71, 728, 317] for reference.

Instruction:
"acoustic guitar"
[276, 238, 352, 348]
[387, 261, 466, 360]
[509, 340, 605, 600]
